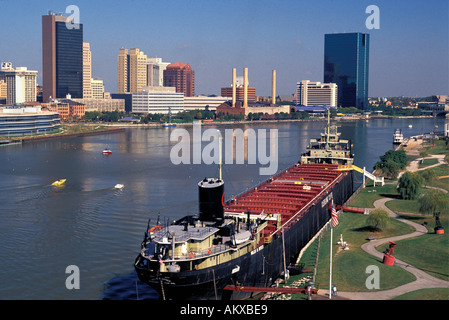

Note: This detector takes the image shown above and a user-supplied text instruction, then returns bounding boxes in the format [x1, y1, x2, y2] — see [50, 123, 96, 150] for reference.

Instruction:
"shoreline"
[6, 127, 125, 144]
[77, 114, 434, 128]
[0, 114, 436, 145]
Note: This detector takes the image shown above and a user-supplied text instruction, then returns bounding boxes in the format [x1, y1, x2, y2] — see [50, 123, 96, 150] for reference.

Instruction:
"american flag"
[331, 202, 339, 227]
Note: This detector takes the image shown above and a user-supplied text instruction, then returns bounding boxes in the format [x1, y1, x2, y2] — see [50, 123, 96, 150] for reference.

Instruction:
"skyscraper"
[163, 62, 195, 97]
[83, 42, 92, 99]
[324, 32, 369, 110]
[117, 48, 129, 94]
[117, 48, 147, 93]
[42, 11, 83, 101]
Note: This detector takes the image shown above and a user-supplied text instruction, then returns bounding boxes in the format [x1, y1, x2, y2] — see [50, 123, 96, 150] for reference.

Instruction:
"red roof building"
[163, 62, 195, 97]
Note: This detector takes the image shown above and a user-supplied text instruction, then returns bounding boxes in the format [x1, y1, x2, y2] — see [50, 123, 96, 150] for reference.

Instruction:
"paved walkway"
[316, 197, 449, 300]
[398, 154, 447, 179]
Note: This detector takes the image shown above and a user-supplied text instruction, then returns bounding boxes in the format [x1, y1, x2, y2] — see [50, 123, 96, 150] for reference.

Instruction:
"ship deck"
[224, 163, 344, 238]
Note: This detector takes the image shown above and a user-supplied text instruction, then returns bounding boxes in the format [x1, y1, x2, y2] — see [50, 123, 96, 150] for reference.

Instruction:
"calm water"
[0, 117, 446, 299]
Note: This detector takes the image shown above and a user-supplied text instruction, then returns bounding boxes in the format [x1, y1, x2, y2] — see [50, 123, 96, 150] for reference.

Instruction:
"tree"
[397, 171, 424, 200]
[374, 149, 408, 178]
[421, 168, 437, 187]
[418, 189, 449, 217]
[374, 159, 401, 179]
[367, 208, 390, 231]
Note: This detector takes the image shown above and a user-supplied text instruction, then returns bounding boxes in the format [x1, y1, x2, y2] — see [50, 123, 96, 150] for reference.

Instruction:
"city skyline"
[1, 0, 448, 98]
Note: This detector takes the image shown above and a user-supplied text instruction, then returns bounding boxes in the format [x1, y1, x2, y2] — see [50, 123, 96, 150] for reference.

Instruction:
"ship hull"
[135, 170, 354, 300]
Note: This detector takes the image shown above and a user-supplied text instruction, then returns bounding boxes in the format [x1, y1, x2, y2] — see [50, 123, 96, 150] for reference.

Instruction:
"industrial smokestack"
[272, 70, 276, 105]
[243, 68, 248, 108]
[232, 68, 236, 108]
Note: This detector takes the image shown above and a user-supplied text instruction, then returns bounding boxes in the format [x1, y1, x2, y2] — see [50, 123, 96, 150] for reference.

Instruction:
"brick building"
[163, 62, 195, 97]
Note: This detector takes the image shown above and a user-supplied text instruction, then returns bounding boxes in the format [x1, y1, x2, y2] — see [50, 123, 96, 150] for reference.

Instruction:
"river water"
[0, 117, 446, 299]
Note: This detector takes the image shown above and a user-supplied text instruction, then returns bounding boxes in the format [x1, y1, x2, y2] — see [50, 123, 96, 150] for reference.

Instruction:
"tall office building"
[42, 11, 83, 101]
[129, 48, 147, 93]
[147, 58, 171, 87]
[163, 62, 195, 97]
[324, 32, 369, 110]
[1, 67, 38, 104]
[296, 80, 337, 107]
[83, 42, 92, 99]
[117, 48, 147, 93]
[117, 48, 129, 94]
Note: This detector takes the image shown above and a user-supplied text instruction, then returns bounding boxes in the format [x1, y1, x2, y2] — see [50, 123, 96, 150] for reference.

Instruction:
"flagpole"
[329, 200, 333, 300]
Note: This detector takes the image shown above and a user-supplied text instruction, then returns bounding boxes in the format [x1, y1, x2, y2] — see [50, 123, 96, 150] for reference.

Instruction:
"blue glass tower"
[42, 13, 83, 101]
[324, 33, 369, 110]
[55, 21, 83, 99]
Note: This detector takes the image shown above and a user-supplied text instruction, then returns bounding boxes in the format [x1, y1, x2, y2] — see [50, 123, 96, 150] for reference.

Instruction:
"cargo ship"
[134, 111, 355, 300]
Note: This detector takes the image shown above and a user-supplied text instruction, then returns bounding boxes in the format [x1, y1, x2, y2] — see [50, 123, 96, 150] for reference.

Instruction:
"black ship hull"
[135, 171, 353, 300]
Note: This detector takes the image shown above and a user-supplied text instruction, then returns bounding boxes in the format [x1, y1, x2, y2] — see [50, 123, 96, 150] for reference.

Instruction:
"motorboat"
[52, 179, 66, 186]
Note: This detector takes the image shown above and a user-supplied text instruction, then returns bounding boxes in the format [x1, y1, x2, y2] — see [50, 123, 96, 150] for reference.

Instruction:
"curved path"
[320, 197, 449, 300]
[398, 154, 446, 179]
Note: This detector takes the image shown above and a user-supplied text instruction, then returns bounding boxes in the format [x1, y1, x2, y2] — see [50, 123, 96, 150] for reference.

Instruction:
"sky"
[0, 0, 448, 98]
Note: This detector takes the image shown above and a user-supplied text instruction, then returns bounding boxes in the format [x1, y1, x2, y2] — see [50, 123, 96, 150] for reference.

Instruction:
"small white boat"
[393, 129, 403, 144]
[103, 149, 112, 155]
[114, 184, 124, 189]
[408, 124, 412, 128]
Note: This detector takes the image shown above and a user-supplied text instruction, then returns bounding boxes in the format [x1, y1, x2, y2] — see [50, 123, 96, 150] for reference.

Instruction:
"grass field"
[393, 288, 449, 300]
[377, 231, 449, 282]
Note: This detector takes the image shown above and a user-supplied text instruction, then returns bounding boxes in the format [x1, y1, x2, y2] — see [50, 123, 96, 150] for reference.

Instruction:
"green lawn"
[393, 288, 449, 300]
[418, 158, 439, 168]
[377, 229, 449, 282]
[314, 212, 415, 292]
[348, 183, 399, 209]
[417, 164, 449, 192]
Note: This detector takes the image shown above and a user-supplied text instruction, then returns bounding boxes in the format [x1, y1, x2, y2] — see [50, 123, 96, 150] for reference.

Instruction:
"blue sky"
[0, 0, 448, 97]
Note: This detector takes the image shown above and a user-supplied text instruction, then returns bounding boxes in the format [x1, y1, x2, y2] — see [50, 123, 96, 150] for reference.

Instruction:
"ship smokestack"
[243, 68, 248, 108]
[232, 68, 236, 108]
[198, 178, 224, 223]
[272, 70, 276, 105]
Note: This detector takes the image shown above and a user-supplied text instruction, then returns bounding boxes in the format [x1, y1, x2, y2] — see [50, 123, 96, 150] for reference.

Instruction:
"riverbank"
[5, 126, 125, 144]
[0, 114, 435, 145]
[83, 114, 433, 128]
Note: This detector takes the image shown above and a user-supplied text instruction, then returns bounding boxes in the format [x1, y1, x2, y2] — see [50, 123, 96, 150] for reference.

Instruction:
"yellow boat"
[52, 179, 66, 186]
